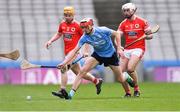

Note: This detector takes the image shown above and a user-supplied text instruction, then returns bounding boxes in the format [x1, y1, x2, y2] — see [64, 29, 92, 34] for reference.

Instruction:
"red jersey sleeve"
[58, 22, 62, 33]
[143, 20, 151, 33]
[118, 22, 125, 32]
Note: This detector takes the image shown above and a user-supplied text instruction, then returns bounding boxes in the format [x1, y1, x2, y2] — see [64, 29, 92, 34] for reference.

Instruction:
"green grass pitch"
[0, 82, 180, 111]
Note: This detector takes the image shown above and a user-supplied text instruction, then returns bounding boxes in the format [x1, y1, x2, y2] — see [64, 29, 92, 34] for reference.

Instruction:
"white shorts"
[124, 48, 144, 59]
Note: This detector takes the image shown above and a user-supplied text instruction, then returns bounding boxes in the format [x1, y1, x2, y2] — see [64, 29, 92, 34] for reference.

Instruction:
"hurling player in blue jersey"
[58, 18, 132, 99]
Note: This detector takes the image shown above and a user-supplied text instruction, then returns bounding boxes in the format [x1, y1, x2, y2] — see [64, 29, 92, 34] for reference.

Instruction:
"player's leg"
[68, 57, 99, 99]
[51, 69, 69, 99]
[52, 54, 81, 99]
[71, 64, 103, 94]
[127, 54, 141, 97]
[61, 72, 68, 89]
[109, 65, 125, 83]
[51, 54, 75, 99]
[109, 65, 131, 97]
[120, 54, 135, 97]
[123, 49, 137, 87]
[71, 64, 101, 84]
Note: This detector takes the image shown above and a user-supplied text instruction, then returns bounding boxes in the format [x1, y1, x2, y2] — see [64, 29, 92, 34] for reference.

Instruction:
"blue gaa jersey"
[78, 27, 116, 57]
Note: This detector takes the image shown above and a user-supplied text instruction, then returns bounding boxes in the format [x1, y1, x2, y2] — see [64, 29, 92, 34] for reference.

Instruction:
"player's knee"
[127, 69, 135, 75]
[71, 64, 81, 75]
[60, 66, 68, 74]
[72, 68, 80, 75]
[79, 70, 88, 76]
[118, 80, 124, 83]
[117, 76, 124, 83]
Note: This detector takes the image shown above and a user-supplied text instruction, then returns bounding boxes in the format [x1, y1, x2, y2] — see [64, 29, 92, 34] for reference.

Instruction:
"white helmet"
[122, 3, 137, 12]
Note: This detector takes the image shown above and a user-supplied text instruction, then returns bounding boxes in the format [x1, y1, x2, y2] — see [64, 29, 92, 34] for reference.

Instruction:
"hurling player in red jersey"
[118, 3, 153, 97]
[45, 6, 102, 99]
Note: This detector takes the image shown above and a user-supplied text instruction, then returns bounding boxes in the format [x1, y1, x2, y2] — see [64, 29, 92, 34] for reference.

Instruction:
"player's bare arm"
[81, 43, 91, 57]
[112, 30, 124, 57]
[144, 26, 154, 40]
[116, 30, 125, 49]
[45, 32, 62, 49]
[57, 45, 81, 69]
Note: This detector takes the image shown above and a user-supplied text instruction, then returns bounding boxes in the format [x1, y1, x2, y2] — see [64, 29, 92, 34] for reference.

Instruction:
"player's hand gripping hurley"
[21, 55, 86, 70]
[0, 50, 20, 60]
[124, 25, 160, 48]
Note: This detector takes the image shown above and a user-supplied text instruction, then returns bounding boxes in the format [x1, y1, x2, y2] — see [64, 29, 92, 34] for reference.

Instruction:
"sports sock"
[69, 89, 76, 97]
[126, 76, 132, 82]
[126, 90, 131, 94]
[124, 73, 133, 83]
[93, 78, 99, 85]
[134, 85, 139, 91]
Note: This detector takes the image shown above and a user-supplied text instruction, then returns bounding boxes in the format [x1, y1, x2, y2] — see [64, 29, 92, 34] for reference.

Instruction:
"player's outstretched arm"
[112, 31, 121, 48]
[45, 32, 62, 49]
[57, 45, 81, 69]
[81, 43, 90, 57]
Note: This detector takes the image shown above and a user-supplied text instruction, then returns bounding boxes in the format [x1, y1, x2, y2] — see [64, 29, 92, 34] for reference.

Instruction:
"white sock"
[123, 72, 130, 80]
[69, 89, 76, 97]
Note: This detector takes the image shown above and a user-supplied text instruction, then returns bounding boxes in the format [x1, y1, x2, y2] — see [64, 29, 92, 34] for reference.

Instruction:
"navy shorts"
[91, 52, 119, 67]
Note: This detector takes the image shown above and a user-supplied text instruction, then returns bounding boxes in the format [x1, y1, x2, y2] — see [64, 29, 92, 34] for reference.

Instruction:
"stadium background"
[0, 0, 180, 85]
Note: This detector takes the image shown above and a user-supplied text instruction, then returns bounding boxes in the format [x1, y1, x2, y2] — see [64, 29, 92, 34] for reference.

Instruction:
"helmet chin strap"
[125, 10, 136, 19]
[126, 14, 133, 19]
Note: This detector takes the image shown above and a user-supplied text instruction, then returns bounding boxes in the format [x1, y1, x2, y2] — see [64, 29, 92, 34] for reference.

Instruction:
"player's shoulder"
[81, 33, 88, 39]
[96, 26, 108, 31]
[119, 19, 128, 26]
[73, 20, 80, 24]
[59, 20, 66, 25]
[121, 19, 128, 24]
[135, 15, 148, 22]
[71, 20, 81, 28]
[96, 26, 113, 33]
[70, 20, 80, 26]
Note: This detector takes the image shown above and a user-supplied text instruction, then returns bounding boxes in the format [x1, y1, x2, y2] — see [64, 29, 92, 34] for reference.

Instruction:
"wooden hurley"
[0, 50, 20, 60]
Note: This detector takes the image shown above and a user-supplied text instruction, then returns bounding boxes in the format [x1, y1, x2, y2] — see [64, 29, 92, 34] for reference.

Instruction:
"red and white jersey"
[118, 15, 150, 51]
[58, 20, 83, 55]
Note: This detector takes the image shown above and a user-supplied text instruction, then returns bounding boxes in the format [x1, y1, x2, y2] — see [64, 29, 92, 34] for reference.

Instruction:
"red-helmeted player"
[45, 6, 102, 99]
[118, 3, 153, 97]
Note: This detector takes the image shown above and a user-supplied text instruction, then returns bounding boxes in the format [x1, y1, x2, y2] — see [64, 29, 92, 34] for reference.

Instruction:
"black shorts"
[91, 52, 119, 67]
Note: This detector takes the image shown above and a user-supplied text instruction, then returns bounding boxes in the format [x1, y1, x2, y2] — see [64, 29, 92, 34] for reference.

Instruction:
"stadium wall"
[0, 60, 104, 85]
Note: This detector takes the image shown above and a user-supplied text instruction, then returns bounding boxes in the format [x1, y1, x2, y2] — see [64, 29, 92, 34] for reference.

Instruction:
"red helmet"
[80, 18, 93, 28]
